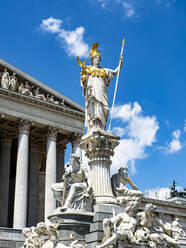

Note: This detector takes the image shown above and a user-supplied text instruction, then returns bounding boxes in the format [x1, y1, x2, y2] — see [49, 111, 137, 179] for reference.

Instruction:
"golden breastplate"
[88, 66, 106, 78]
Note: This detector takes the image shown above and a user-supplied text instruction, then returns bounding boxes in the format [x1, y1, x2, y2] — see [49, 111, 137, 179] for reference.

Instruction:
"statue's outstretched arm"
[127, 176, 138, 190]
[112, 55, 124, 75]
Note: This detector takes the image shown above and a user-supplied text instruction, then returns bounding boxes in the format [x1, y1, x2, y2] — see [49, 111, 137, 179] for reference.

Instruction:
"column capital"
[0, 130, 12, 145]
[47, 127, 58, 141]
[18, 120, 31, 134]
[70, 133, 82, 144]
[57, 144, 66, 154]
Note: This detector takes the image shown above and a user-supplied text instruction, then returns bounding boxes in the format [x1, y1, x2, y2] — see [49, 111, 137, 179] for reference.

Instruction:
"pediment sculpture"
[0, 67, 66, 108]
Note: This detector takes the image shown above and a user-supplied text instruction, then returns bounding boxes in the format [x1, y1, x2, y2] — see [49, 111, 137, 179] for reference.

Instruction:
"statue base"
[48, 209, 94, 245]
[80, 130, 120, 205]
[86, 203, 124, 247]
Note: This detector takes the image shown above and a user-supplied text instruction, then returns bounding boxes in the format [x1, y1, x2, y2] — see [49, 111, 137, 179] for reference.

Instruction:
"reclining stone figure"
[97, 201, 139, 248]
[135, 203, 180, 248]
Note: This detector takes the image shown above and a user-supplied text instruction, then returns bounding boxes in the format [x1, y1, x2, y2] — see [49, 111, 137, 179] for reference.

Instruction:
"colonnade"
[0, 120, 82, 229]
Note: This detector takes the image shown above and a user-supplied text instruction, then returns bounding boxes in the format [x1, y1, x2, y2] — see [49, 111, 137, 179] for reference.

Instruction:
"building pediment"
[0, 58, 84, 116]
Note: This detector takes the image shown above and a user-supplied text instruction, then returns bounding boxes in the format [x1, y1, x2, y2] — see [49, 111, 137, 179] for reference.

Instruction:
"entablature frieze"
[0, 117, 77, 148]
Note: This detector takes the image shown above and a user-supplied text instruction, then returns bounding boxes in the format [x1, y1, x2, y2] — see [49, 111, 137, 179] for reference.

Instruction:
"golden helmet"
[89, 43, 101, 59]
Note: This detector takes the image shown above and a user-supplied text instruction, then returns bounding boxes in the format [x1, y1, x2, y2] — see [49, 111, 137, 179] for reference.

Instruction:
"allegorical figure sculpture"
[1, 68, 10, 89]
[18, 81, 33, 96]
[135, 203, 180, 248]
[171, 218, 186, 241]
[77, 43, 123, 132]
[10, 72, 17, 91]
[99, 202, 183, 248]
[34, 87, 46, 101]
[22, 222, 59, 248]
[52, 153, 93, 212]
[97, 201, 139, 248]
[111, 166, 143, 204]
[23, 222, 86, 248]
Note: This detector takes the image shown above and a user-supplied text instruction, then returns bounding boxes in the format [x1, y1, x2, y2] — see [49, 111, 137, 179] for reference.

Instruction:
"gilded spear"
[108, 39, 125, 132]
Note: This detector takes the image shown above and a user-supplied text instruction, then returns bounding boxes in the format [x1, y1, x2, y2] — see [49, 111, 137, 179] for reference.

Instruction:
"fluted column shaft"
[0, 133, 12, 227]
[27, 144, 40, 226]
[13, 120, 31, 228]
[89, 160, 113, 197]
[45, 127, 57, 222]
[56, 145, 65, 182]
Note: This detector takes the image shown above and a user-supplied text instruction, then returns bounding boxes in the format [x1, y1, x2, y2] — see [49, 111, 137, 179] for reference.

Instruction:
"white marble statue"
[23, 222, 59, 248]
[34, 87, 46, 101]
[135, 203, 180, 248]
[9, 72, 17, 91]
[52, 153, 93, 212]
[98, 202, 183, 248]
[18, 81, 33, 96]
[77, 43, 123, 132]
[23, 221, 87, 248]
[145, 189, 149, 198]
[1, 68, 10, 89]
[97, 201, 139, 248]
[171, 218, 186, 240]
[111, 166, 143, 204]
[47, 94, 59, 105]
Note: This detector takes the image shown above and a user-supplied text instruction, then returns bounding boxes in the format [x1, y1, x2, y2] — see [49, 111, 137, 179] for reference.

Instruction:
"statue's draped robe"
[85, 67, 114, 130]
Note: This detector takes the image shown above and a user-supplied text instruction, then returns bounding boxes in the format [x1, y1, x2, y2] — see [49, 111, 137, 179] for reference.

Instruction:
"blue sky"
[1, 0, 186, 198]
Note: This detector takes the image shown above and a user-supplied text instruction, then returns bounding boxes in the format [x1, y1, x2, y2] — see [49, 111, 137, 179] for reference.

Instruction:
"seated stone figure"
[52, 153, 93, 212]
[111, 166, 143, 204]
[135, 203, 180, 248]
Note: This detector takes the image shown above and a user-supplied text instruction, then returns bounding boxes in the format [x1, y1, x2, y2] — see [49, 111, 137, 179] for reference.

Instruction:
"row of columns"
[0, 120, 82, 229]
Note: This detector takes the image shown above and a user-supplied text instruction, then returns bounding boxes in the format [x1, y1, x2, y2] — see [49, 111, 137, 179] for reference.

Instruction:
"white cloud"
[111, 102, 159, 174]
[58, 27, 89, 58]
[121, 1, 135, 18]
[112, 126, 125, 137]
[40, 17, 62, 33]
[148, 187, 170, 200]
[166, 129, 182, 154]
[39, 17, 89, 58]
[95, 0, 136, 18]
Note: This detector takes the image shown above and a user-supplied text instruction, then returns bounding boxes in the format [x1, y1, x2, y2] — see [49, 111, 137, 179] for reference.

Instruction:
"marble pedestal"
[86, 203, 124, 248]
[80, 130, 119, 204]
[48, 209, 94, 245]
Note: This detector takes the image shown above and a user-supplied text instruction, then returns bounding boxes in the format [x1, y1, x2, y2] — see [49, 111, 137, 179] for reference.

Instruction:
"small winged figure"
[77, 56, 87, 96]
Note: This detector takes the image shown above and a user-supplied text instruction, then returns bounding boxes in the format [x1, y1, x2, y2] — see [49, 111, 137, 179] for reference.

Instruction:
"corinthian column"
[56, 144, 65, 182]
[0, 131, 12, 227]
[45, 127, 57, 222]
[80, 131, 119, 204]
[27, 142, 40, 226]
[13, 120, 31, 228]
